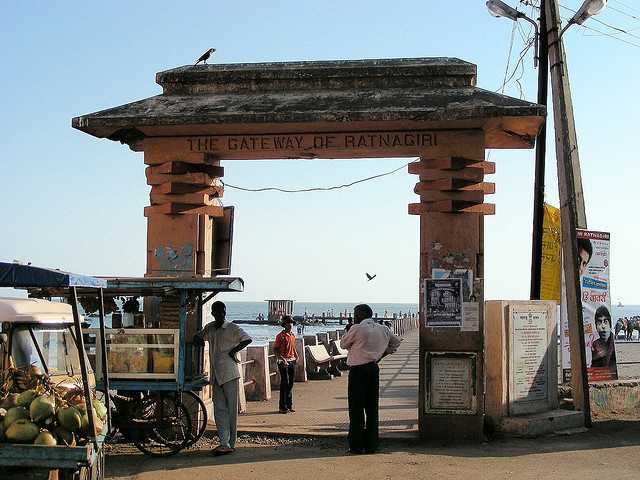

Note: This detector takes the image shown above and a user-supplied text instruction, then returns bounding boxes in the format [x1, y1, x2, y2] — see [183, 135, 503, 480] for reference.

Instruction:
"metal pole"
[70, 286, 100, 449]
[530, 0, 549, 301]
[97, 288, 112, 434]
[545, 0, 591, 426]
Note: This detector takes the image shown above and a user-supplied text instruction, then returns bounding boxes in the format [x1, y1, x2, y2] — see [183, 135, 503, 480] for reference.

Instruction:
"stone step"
[498, 409, 585, 437]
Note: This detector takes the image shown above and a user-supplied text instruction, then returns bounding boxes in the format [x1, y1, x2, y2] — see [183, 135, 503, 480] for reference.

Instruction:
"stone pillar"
[238, 350, 247, 413]
[142, 148, 225, 278]
[409, 130, 494, 442]
[269, 341, 280, 390]
[245, 345, 271, 401]
[485, 300, 558, 427]
[294, 337, 307, 382]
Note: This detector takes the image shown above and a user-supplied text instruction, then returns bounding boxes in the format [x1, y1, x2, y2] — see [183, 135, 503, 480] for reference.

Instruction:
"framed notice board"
[425, 351, 477, 415]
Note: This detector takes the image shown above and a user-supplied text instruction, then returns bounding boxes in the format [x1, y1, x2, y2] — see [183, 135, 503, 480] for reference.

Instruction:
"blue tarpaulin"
[0, 262, 107, 288]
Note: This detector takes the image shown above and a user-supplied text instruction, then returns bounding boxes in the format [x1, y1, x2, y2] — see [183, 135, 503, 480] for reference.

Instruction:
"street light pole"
[545, 0, 591, 426]
[529, 0, 548, 301]
[488, 0, 608, 428]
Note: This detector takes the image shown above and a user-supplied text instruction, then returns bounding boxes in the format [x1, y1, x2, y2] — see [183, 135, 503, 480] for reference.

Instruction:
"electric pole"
[545, 0, 591, 426]
[529, 1, 548, 301]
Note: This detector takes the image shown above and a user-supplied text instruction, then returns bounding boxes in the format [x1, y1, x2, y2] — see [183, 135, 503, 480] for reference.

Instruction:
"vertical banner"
[540, 203, 561, 302]
[577, 230, 617, 381]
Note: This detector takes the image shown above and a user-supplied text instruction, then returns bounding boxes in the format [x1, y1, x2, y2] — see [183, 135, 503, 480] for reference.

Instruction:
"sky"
[1, 1, 638, 304]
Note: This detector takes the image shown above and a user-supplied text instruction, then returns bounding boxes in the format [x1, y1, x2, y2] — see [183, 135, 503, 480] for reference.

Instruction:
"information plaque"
[508, 304, 555, 415]
[425, 352, 476, 415]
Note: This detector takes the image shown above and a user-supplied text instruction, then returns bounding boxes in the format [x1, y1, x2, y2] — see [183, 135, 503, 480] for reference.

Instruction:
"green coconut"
[73, 401, 87, 414]
[92, 398, 107, 420]
[16, 390, 37, 408]
[57, 406, 82, 432]
[0, 407, 6, 421]
[54, 426, 76, 447]
[6, 419, 39, 443]
[80, 410, 104, 434]
[3, 406, 29, 429]
[30, 396, 55, 423]
[34, 430, 57, 446]
[0, 393, 19, 409]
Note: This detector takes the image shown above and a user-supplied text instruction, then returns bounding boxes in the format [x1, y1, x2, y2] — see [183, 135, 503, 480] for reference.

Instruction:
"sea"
[87, 302, 640, 345]
[219, 301, 418, 345]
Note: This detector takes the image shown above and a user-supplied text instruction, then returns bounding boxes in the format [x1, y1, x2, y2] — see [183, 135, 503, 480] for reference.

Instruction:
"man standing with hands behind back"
[340, 304, 401, 455]
[195, 301, 252, 456]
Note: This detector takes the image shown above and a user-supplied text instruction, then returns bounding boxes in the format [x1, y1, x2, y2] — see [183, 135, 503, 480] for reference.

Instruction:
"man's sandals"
[212, 446, 235, 456]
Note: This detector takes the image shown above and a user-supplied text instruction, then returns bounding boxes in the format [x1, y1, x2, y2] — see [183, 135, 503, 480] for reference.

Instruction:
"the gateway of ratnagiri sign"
[73, 57, 544, 442]
[185, 130, 440, 155]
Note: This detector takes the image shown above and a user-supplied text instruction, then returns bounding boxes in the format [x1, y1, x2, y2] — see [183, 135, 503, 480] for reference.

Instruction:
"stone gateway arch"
[74, 57, 544, 441]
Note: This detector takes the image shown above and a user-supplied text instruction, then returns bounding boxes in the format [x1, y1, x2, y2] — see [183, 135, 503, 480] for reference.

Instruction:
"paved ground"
[237, 329, 419, 438]
[104, 329, 640, 479]
[105, 419, 640, 480]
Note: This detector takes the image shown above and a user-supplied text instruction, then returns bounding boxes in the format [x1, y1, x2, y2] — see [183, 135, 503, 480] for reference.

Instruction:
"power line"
[502, 39, 535, 90]
[609, 4, 640, 21]
[222, 160, 417, 193]
[497, 21, 519, 94]
[562, 15, 640, 47]
[560, 3, 640, 41]
[611, 0, 640, 15]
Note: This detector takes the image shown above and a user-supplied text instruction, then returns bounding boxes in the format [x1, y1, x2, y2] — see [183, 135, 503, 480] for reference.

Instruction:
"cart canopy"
[0, 262, 107, 289]
[0, 297, 78, 324]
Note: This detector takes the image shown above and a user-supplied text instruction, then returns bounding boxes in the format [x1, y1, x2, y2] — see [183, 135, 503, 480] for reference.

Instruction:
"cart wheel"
[133, 394, 192, 457]
[181, 391, 208, 447]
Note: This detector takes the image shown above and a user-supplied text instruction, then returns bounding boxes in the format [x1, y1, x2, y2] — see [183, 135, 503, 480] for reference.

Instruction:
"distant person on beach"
[195, 301, 252, 456]
[340, 304, 401, 455]
[577, 238, 593, 277]
[345, 317, 354, 332]
[591, 305, 616, 370]
[273, 315, 298, 414]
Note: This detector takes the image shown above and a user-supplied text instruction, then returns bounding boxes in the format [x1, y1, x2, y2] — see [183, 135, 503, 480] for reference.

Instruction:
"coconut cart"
[72, 275, 244, 456]
[0, 262, 110, 480]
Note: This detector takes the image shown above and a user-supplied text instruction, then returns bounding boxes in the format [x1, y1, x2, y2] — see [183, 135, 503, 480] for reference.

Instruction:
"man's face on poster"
[578, 248, 590, 277]
[595, 315, 611, 341]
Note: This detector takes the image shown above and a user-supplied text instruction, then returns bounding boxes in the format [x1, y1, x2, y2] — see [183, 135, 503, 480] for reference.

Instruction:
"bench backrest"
[331, 340, 348, 356]
[306, 344, 332, 363]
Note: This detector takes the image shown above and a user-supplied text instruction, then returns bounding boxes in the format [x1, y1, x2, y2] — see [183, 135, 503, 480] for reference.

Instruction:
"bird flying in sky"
[366, 273, 377, 281]
[195, 48, 216, 65]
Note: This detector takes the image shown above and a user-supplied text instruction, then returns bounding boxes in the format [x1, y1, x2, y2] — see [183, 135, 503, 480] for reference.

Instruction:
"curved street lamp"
[561, 0, 608, 35]
[486, 0, 539, 66]
[486, 0, 608, 300]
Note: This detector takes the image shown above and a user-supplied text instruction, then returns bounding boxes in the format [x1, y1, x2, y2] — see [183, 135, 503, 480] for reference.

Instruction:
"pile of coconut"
[0, 365, 107, 446]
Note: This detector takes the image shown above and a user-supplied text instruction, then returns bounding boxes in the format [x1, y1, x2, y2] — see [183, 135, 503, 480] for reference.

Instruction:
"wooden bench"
[305, 344, 345, 379]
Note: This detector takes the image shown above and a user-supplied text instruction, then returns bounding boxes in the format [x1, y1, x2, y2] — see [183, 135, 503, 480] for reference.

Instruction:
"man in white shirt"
[195, 301, 252, 455]
[339, 304, 401, 454]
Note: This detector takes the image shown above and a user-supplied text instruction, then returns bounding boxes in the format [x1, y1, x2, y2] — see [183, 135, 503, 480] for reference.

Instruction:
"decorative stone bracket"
[143, 152, 225, 217]
[408, 156, 495, 215]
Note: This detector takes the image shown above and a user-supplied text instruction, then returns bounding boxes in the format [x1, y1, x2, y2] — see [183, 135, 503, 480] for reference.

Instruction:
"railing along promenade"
[236, 316, 419, 411]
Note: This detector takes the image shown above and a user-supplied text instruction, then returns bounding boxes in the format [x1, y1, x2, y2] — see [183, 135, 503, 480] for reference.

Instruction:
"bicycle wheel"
[181, 391, 208, 447]
[133, 394, 192, 457]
